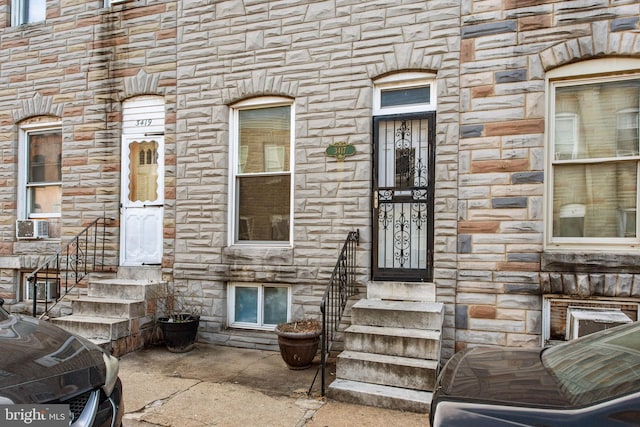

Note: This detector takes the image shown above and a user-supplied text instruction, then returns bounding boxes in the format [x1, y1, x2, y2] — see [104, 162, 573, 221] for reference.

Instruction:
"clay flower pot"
[275, 320, 321, 370]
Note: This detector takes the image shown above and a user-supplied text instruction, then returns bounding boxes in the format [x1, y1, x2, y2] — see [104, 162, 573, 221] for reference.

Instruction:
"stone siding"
[173, 0, 461, 354]
[0, 0, 177, 298]
[1, 0, 639, 359]
[456, 0, 640, 352]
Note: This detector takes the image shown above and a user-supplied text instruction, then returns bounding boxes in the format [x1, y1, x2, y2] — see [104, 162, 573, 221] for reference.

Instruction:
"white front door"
[120, 135, 164, 266]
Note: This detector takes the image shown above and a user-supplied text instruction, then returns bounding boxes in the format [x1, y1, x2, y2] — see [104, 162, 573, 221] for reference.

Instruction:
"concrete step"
[328, 379, 432, 414]
[88, 279, 165, 300]
[51, 315, 131, 341]
[117, 266, 163, 282]
[367, 281, 436, 302]
[336, 350, 438, 391]
[345, 324, 441, 359]
[351, 300, 444, 330]
[72, 297, 146, 318]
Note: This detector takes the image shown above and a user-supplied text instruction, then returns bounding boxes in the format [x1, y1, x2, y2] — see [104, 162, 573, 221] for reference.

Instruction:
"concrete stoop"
[329, 379, 432, 413]
[50, 268, 164, 357]
[328, 282, 444, 414]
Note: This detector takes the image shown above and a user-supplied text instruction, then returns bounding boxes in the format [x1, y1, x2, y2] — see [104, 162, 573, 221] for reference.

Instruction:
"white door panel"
[120, 135, 164, 266]
[120, 97, 165, 266]
[123, 207, 163, 265]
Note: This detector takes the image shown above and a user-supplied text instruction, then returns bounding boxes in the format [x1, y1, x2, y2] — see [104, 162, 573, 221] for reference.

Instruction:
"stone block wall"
[1, 0, 639, 360]
[456, 0, 640, 352]
[0, 0, 178, 302]
[172, 0, 461, 354]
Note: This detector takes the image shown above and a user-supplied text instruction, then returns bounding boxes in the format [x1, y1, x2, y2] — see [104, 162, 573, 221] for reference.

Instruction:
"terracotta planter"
[158, 314, 200, 353]
[275, 322, 321, 370]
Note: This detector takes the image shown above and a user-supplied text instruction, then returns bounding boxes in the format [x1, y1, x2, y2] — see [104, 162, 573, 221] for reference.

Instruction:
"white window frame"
[227, 282, 291, 330]
[11, 0, 46, 26]
[17, 121, 62, 221]
[373, 72, 437, 116]
[228, 96, 295, 246]
[545, 58, 640, 251]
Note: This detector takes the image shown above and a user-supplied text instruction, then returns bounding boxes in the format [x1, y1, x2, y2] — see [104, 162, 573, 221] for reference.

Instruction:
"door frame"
[372, 112, 436, 282]
[119, 96, 166, 266]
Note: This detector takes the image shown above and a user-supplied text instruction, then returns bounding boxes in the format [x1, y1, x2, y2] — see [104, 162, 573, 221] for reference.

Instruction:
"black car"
[0, 299, 124, 427]
[430, 321, 640, 427]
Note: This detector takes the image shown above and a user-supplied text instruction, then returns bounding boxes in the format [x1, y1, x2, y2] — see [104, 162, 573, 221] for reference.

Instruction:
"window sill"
[542, 251, 640, 274]
[227, 323, 278, 332]
[222, 244, 294, 265]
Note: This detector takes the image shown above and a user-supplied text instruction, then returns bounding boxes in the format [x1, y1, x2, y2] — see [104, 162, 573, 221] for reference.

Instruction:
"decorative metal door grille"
[373, 114, 435, 281]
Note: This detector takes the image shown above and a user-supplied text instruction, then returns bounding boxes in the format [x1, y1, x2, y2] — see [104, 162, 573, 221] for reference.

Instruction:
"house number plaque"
[326, 142, 356, 161]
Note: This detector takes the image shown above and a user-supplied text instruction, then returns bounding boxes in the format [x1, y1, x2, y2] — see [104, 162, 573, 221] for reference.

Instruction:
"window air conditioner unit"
[566, 307, 632, 340]
[16, 220, 49, 239]
[24, 281, 59, 302]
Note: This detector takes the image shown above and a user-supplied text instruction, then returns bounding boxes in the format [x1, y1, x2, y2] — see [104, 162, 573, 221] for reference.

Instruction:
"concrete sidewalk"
[119, 342, 429, 427]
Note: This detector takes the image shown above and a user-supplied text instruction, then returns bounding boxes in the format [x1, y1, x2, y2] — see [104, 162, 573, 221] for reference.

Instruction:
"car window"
[542, 322, 640, 407]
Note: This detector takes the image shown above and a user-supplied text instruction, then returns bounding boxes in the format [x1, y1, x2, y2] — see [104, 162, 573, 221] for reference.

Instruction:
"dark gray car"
[0, 299, 124, 427]
[430, 321, 640, 426]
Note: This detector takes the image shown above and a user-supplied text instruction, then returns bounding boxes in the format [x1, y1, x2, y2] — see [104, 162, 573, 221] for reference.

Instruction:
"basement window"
[227, 283, 290, 330]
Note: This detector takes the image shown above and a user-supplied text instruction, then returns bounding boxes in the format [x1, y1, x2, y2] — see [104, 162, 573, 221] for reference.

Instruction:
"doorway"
[120, 97, 165, 266]
[372, 114, 435, 281]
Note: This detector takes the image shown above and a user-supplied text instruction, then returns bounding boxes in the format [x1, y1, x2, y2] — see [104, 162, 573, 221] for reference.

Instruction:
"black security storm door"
[373, 114, 435, 282]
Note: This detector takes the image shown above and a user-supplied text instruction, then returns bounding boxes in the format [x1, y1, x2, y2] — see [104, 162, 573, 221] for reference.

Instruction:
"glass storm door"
[373, 114, 435, 281]
[120, 136, 164, 266]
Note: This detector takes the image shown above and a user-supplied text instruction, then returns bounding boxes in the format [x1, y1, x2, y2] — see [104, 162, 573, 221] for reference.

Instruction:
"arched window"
[19, 122, 62, 220]
[229, 96, 294, 244]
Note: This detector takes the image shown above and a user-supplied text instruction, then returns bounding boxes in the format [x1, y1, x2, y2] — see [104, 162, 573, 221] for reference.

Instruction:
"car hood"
[437, 347, 571, 408]
[0, 313, 106, 404]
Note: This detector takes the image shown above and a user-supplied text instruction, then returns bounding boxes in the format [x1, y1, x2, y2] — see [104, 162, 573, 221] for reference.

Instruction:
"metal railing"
[312, 229, 360, 396]
[28, 217, 116, 318]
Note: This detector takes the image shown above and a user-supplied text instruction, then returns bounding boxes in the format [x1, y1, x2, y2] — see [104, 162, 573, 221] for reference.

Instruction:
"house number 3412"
[136, 119, 152, 127]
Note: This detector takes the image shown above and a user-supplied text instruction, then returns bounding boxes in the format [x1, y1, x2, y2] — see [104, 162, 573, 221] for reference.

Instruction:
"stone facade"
[1, 0, 639, 361]
[456, 0, 640, 353]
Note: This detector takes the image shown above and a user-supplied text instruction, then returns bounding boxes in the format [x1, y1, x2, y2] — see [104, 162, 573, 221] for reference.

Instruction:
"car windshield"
[542, 321, 640, 407]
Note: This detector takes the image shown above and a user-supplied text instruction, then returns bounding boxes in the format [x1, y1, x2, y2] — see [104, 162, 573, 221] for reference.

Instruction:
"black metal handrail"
[312, 229, 360, 396]
[28, 217, 116, 318]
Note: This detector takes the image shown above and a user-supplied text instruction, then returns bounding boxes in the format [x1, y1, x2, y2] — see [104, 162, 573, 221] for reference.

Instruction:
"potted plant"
[274, 319, 322, 370]
[154, 284, 202, 353]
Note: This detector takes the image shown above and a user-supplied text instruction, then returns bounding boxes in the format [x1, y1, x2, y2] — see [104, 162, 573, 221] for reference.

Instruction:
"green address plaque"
[325, 142, 356, 161]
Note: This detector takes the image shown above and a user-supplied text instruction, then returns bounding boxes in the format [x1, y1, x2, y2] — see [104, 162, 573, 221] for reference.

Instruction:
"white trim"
[231, 96, 293, 109]
[227, 282, 291, 330]
[544, 64, 640, 251]
[374, 71, 437, 85]
[546, 58, 640, 80]
[17, 123, 63, 221]
[119, 96, 165, 266]
[373, 72, 437, 115]
[11, 0, 46, 26]
[228, 97, 295, 246]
